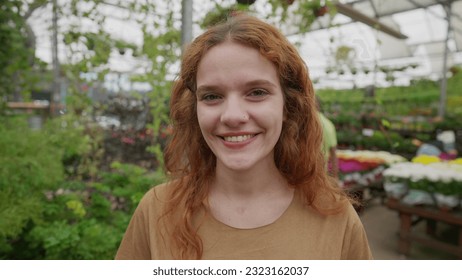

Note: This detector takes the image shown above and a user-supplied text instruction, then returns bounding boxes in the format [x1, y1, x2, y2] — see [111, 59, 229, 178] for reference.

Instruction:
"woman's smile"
[222, 134, 256, 143]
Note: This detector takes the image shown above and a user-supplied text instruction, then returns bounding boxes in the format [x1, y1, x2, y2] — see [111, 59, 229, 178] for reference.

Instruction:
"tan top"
[115, 184, 373, 260]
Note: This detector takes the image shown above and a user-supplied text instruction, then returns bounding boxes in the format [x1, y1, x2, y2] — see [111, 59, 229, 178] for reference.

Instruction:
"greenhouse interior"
[2, 0, 462, 261]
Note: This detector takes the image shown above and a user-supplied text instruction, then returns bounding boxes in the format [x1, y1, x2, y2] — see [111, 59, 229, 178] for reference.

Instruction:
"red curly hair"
[162, 14, 350, 259]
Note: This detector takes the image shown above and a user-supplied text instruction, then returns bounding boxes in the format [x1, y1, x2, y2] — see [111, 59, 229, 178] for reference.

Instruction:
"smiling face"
[196, 41, 284, 172]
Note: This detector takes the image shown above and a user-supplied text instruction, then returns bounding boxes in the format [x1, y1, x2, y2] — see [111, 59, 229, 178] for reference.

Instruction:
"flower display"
[383, 158, 462, 208]
[411, 155, 441, 164]
[383, 161, 462, 184]
[340, 165, 385, 188]
[337, 150, 407, 188]
[337, 149, 407, 173]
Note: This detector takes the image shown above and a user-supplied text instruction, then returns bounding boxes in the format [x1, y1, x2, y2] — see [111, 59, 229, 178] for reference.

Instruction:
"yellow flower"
[66, 200, 86, 218]
[412, 155, 441, 165]
[449, 158, 462, 165]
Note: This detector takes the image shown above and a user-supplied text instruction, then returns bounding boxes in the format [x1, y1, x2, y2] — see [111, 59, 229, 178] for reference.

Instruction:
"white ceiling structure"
[28, 0, 462, 92]
[297, 0, 462, 89]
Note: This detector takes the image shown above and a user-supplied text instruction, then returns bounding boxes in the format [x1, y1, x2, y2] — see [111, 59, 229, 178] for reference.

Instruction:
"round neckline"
[205, 190, 298, 231]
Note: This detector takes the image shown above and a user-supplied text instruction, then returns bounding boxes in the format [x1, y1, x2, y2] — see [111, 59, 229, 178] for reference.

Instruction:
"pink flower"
[121, 137, 135, 145]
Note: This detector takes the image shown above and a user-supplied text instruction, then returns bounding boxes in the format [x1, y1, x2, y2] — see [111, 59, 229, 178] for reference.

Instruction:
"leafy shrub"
[0, 116, 64, 255]
[44, 114, 104, 180]
[1, 113, 165, 259]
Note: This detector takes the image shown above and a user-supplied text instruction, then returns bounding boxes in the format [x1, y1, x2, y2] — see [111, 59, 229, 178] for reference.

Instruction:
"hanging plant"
[449, 66, 460, 75]
[237, 0, 256, 5]
[293, 0, 325, 34]
[325, 66, 334, 74]
[201, 6, 236, 28]
[378, 66, 389, 73]
[201, 1, 336, 35]
[314, 5, 328, 17]
[335, 45, 354, 63]
[385, 73, 395, 83]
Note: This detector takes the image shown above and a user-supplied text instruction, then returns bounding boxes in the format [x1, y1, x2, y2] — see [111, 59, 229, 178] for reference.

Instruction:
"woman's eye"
[248, 89, 268, 98]
[201, 94, 221, 102]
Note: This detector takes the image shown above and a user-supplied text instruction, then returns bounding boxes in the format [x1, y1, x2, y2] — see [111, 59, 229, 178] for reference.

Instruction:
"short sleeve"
[341, 205, 374, 260]
[115, 189, 154, 260]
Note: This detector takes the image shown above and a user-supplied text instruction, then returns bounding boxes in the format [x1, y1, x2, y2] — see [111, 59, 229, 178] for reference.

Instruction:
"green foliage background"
[317, 74, 462, 155]
[0, 116, 165, 259]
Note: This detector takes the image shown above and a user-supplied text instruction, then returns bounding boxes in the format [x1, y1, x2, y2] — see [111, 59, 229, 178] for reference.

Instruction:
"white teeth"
[223, 135, 253, 142]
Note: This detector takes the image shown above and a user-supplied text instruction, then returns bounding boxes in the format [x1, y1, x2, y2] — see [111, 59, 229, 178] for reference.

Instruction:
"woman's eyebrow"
[195, 85, 220, 94]
[199, 80, 276, 89]
[245, 79, 277, 88]
[196, 79, 278, 94]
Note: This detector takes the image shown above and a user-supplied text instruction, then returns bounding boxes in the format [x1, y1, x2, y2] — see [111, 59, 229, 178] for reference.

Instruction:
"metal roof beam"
[335, 2, 408, 39]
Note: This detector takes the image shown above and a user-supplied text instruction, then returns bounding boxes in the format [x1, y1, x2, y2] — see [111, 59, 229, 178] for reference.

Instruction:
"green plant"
[201, 4, 243, 28]
[0, 0, 34, 104]
[0, 116, 64, 256]
[0, 114, 122, 259]
[2, 155, 165, 259]
[103, 162, 165, 204]
[43, 113, 104, 179]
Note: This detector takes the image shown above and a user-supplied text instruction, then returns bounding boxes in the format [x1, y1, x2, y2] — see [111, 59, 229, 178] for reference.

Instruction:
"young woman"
[116, 14, 372, 260]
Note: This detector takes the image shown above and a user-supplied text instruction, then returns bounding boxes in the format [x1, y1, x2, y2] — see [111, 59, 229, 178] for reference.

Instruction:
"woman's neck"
[207, 161, 294, 229]
[212, 160, 288, 196]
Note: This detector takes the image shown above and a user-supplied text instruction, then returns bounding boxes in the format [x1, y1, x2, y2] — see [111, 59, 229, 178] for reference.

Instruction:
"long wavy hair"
[161, 14, 350, 259]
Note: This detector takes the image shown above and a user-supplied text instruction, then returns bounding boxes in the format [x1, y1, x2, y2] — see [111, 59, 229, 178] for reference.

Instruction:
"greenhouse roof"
[28, 0, 462, 91]
[299, 0, 462, 89]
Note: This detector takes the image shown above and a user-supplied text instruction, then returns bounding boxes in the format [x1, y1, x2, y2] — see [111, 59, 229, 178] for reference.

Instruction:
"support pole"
[438, 2, 452, 119]
[51, 0, 60, 116]
[181, 0, 193, 50]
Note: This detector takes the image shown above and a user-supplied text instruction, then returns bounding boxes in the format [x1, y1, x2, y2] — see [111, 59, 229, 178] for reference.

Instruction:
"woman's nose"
[220, 96, 249, 126]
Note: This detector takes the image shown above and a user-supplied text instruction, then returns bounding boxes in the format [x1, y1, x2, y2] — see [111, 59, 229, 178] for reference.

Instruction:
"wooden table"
[386, 198, 462, 259]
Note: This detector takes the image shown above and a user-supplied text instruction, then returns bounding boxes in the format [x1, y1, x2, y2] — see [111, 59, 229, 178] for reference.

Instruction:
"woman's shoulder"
[151, 182, 170, 198]
[305, 185, 352, 214]
[137, 182, 171, 212]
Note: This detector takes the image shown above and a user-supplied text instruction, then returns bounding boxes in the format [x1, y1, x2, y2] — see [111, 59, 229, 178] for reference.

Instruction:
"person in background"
[413, 139, 444, 157]
[412, 136, 457, 160]
[316, 96, 339, 179]
[437, 130, 458, 160]
[115, 14, 372, 260]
